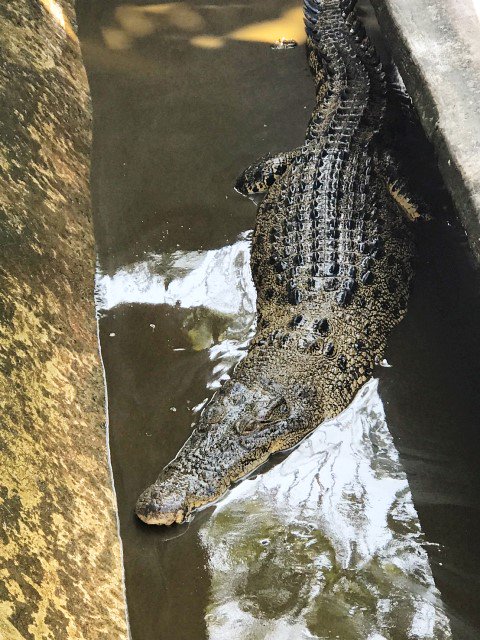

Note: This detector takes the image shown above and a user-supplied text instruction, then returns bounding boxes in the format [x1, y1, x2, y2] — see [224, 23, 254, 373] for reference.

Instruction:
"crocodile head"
[135, 376, 317, 525]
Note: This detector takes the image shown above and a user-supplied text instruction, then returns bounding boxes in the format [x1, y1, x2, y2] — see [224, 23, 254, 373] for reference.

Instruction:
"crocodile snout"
[135, 482, 188, 526]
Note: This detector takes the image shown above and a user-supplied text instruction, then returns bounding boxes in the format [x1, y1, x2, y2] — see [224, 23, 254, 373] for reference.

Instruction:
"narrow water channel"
[77, 2, 480, 639]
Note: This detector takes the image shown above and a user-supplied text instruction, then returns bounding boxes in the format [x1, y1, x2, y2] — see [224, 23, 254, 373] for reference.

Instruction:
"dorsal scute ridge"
[250, 1, 392, 310]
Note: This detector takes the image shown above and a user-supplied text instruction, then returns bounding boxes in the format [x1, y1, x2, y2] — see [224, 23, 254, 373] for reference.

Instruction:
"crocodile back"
[246, 0, 414, 406]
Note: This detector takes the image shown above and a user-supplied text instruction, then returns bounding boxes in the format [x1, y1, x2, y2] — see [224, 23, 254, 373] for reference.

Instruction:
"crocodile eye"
[259, 398, 289, 423]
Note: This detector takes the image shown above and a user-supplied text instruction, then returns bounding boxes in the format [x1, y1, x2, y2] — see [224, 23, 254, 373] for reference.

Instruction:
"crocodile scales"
[136, 0, 420, 526]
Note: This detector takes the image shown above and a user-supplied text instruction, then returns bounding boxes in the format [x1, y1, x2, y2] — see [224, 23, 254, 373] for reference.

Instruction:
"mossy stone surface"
[0, 2, 128, 637]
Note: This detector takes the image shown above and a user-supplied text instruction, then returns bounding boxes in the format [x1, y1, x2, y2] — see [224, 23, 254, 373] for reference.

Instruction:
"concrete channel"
[1, 0, 479, 638]
[372, 0, 480, 261]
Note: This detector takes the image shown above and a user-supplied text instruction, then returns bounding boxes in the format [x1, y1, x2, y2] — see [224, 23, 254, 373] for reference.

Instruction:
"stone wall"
[0, 1, 129, 638]
[371, 0, 480, 262]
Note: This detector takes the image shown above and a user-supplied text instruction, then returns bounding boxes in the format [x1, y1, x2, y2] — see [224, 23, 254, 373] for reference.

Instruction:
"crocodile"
[136, 0, 421, 526]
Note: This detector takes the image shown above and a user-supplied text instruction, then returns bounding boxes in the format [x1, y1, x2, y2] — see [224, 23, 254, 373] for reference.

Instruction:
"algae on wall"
[0, 1, 129, 638]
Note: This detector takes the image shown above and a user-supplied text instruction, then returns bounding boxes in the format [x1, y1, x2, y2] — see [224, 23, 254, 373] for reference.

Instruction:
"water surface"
[77, 2, 480, 639]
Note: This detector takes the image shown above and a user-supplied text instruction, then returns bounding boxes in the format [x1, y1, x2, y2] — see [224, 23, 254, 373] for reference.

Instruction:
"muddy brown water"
[77, 2, 480, 639]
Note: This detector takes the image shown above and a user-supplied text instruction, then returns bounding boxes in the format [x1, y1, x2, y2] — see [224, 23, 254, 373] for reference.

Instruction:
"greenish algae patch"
[0, 2, 129, 638]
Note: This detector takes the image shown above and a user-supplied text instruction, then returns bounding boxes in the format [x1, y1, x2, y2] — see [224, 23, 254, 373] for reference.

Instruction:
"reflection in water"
[98, 1, 304, 52]
[97, 236, 451, 639]
[200, 381, 451, 640]
[191, 6, 305, 49]
[227, 7, 305, 44]
[96, 233, 256, 390]
[103, 2, 205, 50]
[96, 232, 254, 315]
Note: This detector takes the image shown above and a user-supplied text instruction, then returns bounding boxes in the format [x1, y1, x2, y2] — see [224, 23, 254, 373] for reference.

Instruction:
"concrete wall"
[371, 0, 480, 261]
[0, 2, 129, 638]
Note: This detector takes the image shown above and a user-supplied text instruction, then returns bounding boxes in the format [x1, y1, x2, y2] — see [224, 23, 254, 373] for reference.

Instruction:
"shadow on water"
[77, 1, 480, 639]
[381, 203, 480, 640]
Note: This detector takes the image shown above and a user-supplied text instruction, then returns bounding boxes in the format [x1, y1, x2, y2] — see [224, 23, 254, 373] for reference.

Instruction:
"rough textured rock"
[371, 0, 480, 261]
[0, 2, 129, 638]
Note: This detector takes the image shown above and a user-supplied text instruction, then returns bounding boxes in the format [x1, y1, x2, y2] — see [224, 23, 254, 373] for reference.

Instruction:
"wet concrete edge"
[0, 1, 129, 637]
[371, 0, 480, 262]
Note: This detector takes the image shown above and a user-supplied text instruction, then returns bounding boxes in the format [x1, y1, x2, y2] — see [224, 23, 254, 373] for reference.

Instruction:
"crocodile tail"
[304, 0, 357, 39]
[303, 0, 324, 40]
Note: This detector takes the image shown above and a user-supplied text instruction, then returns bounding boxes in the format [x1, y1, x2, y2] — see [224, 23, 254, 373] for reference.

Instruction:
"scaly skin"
[136, 0, 415, 526]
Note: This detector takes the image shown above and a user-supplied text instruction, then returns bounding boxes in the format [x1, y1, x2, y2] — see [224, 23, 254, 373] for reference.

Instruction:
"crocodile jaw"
[135, 482, 189, 525]
[136, 505, 186, 526]
[135, 378, 317, 526]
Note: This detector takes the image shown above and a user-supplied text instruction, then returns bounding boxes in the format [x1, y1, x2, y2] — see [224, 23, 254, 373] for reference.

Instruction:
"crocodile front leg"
[235, 149, 300, 195]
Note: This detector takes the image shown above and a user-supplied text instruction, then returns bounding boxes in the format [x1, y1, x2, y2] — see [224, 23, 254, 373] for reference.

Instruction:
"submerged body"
[136, 0, 416, 525]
